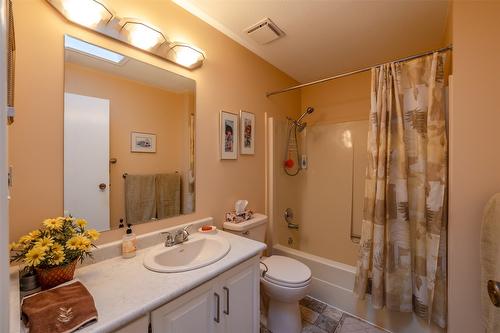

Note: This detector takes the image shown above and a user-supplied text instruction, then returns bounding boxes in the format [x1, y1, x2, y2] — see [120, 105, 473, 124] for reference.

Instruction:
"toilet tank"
[222, 213, 268, 242]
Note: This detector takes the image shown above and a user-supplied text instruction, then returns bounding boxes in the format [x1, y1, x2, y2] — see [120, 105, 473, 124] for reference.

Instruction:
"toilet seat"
[261, 255, 311, 288]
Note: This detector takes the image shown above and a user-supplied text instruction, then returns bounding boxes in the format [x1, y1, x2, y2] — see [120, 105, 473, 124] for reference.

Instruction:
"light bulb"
[62, 0, 107, 27]
[175, 46, 201, 67]
[168, 43, 205, 68]
[126, 23, 163, 50]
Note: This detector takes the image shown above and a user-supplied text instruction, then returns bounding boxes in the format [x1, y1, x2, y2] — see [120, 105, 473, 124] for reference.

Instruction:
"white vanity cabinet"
[151, 256, 260, 333]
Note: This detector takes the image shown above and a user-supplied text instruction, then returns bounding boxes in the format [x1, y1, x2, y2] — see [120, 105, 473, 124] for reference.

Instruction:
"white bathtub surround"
[273, 245, 444, 333]
[10, 217, 266, 332]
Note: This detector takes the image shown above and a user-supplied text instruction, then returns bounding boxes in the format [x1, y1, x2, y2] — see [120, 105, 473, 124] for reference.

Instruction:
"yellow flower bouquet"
[10, 217, 100, 289]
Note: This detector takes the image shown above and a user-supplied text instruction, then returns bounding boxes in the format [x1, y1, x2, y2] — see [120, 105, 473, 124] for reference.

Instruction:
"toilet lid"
[261, 255, 311, 286]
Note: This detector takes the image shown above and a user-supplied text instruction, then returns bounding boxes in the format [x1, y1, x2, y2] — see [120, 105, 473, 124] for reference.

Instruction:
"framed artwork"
[240, 110, 255, 155]
[220, 111, 238, 159]
[131, 132, 156, 153]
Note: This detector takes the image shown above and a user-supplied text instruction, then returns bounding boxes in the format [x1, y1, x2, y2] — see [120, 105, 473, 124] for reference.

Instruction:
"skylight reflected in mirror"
[64, 35, 126, 64]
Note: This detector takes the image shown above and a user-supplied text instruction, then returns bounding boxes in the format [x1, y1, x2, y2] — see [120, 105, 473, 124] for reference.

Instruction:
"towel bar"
[123, 171, 180, 179]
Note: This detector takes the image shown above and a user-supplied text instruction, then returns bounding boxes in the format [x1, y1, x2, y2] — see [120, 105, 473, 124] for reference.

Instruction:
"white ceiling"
[174, 0, 450, 83]
[65, 47, 195, 93]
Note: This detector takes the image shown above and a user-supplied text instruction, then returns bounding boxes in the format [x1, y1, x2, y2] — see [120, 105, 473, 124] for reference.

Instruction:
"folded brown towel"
[156, 173, 181, 219]
[21, 281, 98, 333]
[125, 174, 157, 224]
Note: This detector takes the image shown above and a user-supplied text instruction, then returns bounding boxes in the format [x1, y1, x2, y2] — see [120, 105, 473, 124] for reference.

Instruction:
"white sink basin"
[143, 232, 231, 273]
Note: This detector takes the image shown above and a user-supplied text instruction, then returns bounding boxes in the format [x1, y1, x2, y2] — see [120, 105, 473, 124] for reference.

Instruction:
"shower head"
[294, 106, 314, 131]
[296, 106, 314, 123]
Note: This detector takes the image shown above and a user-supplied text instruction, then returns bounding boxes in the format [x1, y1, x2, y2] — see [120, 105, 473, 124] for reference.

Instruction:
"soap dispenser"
[122, 223, 137, 259]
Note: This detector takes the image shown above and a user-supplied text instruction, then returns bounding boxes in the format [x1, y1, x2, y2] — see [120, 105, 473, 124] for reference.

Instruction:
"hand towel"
[21, 281, 97, 333]
[480, 193, 500, 332]
[156, 173, 181, 219]
[125, 174, 156, 224]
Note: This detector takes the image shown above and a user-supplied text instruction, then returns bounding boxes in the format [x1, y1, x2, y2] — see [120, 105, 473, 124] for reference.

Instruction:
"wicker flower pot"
[36, 260, 77, 290]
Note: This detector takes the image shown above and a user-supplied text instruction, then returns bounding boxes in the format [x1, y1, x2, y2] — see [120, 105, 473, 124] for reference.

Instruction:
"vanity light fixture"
[48, 0, 113, 28]
[121, 21, 167, 50]
[166, 43, 205, 69]
[46, 0, 206, 69]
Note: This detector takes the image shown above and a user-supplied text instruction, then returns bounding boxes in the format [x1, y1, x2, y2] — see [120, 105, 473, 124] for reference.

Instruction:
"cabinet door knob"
[98, 183, 107, 191]
[214, 292, 220, 323]
[223, 287, 229, 315]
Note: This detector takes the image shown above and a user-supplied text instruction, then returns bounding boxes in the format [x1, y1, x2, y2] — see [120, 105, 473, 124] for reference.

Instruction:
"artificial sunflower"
[24, 246, 46, 267]
[43, 218, 63, 230]
[75, 219, 87, 228]
[85, 229, 100, 241]
[10, 215, 98, 272]
[66, 236, 80, 250]
[50, 251, 66, 266]
[35, 236, 54, 249]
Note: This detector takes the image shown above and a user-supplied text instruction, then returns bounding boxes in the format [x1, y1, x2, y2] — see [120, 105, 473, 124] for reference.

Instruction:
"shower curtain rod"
[266, 45, 453, 97]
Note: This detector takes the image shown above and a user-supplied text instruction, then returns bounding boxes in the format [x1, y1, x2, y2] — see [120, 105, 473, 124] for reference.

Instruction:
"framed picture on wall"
[131, 132, 156, 153]
[240, 110, 255, 155]
[220, 111, 238, 159]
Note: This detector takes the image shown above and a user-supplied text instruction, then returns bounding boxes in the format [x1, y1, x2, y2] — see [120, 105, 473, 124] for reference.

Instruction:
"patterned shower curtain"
[354, 53, 447, 328]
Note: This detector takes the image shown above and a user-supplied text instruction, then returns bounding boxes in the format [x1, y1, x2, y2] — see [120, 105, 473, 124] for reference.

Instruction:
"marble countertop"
[10, 219, 266, 333]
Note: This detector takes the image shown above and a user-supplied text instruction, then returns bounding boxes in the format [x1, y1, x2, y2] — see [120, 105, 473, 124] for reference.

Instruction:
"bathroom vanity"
[10, 218, 266, 333]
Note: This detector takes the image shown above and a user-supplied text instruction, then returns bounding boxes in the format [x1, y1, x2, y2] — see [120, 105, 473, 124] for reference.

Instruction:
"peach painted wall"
[448, 2, 500, 332]
[8, 0, 300, 243]
[65, 62, 191, 229]
[301, 72, 371, 125]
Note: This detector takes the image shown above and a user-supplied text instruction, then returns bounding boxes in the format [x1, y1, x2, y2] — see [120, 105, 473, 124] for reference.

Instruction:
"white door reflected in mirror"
[64, 92, 110, 231]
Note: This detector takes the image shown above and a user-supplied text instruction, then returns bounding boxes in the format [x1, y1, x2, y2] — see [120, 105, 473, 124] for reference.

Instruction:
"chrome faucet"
[161, 231, 175, 247]
[161, 224, 192, 247]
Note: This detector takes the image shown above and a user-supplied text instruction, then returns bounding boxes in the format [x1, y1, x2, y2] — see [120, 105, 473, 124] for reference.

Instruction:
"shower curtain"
[354, 53, 447, 328]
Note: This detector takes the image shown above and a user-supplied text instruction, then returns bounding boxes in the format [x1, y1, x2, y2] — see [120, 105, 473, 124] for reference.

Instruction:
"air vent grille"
[245, 18, 284, 45]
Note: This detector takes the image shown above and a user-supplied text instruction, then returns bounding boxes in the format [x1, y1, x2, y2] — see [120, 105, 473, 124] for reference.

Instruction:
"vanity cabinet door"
[150, 255, 260, 333]
[219, 257, 260, 333]
[151, 282, 216, 333]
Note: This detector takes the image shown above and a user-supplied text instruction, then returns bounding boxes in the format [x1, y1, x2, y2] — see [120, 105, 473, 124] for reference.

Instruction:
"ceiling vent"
[244, 18, 285, 45]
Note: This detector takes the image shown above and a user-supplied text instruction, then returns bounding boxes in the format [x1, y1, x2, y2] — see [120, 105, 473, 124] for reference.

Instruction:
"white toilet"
[223, 214, 311, 333]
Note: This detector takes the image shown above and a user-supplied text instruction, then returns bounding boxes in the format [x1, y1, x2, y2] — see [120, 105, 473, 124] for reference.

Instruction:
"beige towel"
[156, 173, 181, 219]
[481, 193, 500, 332]
[21, 281, 97, 333]
[125, 174, 156, 224]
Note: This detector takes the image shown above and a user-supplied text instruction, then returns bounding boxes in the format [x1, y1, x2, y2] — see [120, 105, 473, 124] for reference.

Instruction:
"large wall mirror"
[64, 35, 196, 232]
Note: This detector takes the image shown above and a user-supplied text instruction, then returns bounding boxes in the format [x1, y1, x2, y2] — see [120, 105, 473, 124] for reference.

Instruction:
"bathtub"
[272, 244, 445, 333]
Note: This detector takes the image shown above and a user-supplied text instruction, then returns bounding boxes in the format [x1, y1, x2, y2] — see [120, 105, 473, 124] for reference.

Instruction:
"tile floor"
[260, 296, 389, 333]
